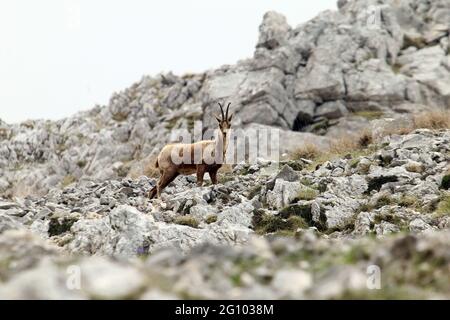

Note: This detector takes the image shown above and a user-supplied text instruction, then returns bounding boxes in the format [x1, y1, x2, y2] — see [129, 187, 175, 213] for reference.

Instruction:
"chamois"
[148, 102, 233, 199]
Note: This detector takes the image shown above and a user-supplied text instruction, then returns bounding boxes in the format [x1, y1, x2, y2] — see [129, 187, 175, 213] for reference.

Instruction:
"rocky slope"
[1, 128, 450, 299]
[1, 0, 449, 198]
[1, 0, 450, 299]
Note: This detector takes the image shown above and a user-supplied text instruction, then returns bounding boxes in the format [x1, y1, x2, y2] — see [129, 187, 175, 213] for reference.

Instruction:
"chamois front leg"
[196, 165, 207, 186]
[209, 169, 218, 184]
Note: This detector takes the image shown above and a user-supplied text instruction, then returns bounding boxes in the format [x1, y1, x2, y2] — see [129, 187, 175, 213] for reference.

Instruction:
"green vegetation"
[252, 210, 308, 236]
[278, 204, 312, 220]
[284, 161, 304, 171]
[391, 63, 403, 74]
[112, 111, 129, 122]
[349, 158, 360, 168]
[440, 174, 450, 190]
[218, 174, 234, 184]
[300, 178, 313, 186]
[434, 193, 450, 217]
[373, 210, 403, 226]
[352, 110, 385, 120]
[48, 216, 78, 237]
[165, 118, 178, 130]
[76, 160, 87, 168]
[174, 215, 200, 228]
[117, 161, 132, 178]
[205, 214, 218, 224]
[291, 129, 378, 172]
[247, 185, 262, 199]
[374, 195, 393, 209]
[398, 195, 419, 208]
[230, 257, 265, 287]
[61, 175, 77, 188]
[296, 187, 318, 201]
[365, 175, 398, 194]
[357, 196, 392, 214]
[290, 143, 320, 160]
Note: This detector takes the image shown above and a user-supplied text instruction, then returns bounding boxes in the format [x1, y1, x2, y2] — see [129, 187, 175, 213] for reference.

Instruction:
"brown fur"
[148, 103, 233, 199]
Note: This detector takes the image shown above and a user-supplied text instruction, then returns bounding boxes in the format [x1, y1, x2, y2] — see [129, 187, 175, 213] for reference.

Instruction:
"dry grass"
[220, 164, 233, 174]
[413, 110, 450, 130]
[291, 129, 377, 170]
[435, 193, 450, 217]
[290, 142, 321, 160]
[329, 129, 374, 155]
[61, 175, 77, 188]
[381, 126, 414, 136]
[142, 156, 161, 178]
[295, 109, 450, 171]
[297, 187, 318, 200]
[174, 215, 200, 228]
[382, 109, 450, 136]
[353, 110, 385, 120]
[142, 110, 450, 177]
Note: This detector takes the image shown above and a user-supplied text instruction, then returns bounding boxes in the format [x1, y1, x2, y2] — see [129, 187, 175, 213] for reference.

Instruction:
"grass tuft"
[252, 210, 308, 235]
[297, 187, 318, 201]
[435, 193, 450, 217]
[174, 215, 199, 228]
[205, 214, 218, 224]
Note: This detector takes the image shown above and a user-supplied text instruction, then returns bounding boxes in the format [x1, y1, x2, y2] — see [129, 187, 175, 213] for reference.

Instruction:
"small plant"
[405, 162, 424, 173]
[205, 214, 218, 224]
[218, 174, 234, 184]
[297, 187, 318, 201]
[117, 162, 131, 178]
[112, 111, 129, 122]
[300, 178, 313, 186]
[61, 175, 76, 188]
[440, 174, 450, 190]
[391, 63, 403, 74]
[278, 203, 313, 221]
[165, 118, 179, 130]
[143, 157, 160, 178]
[174, 215, 199, 228]
[357, 129, 373, 148]
[349, 158, 360, 168]
[48, 216, 78, 237]
[330, 129, 374, 153]
[252, 210, 307, 235]
[374, 195, 393, 209]
[247, 185, 262, 199]
[412, 110, 450, 130]
[76, 160, 87, 168]
[352, 110, 385, 120]
[380, 110, 450, 138]
[398, 195, 418, 208]
[290, 142, 321, 160]
[434, 193, 450, 217]
[357, 202, 373, 213]
[365, 175, 399, 194]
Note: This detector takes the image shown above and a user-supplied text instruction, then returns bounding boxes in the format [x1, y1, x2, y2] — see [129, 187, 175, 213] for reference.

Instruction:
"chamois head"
[215, 102, 233, 134]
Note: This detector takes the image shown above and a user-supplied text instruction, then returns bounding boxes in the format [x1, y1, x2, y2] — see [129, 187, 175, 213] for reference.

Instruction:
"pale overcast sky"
[0, 0, 337, 123]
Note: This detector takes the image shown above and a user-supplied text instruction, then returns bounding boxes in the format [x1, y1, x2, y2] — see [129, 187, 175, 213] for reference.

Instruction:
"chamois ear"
[228, 113, 233, 122]
[214, 114, 222, 123]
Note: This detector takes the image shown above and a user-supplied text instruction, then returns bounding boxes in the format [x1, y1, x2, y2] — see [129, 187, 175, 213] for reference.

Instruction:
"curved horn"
[226, 102, 231, 119]
[218, 102, 225, 120]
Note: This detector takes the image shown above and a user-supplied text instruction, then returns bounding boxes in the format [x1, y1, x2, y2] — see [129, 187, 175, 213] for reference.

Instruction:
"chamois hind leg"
[148, 168, 164, 199]
[209, 169, 218, 184]
[149, 169, 178, 199]
[196, 165, 207, 186]
[148, 186, 157, 199]
[156, 169, 179, 198]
